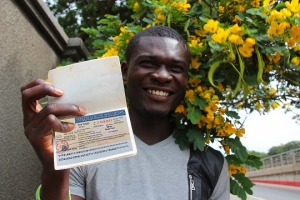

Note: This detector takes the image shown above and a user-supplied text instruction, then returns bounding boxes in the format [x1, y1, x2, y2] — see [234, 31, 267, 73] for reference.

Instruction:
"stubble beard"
[143, 108, 171, 119]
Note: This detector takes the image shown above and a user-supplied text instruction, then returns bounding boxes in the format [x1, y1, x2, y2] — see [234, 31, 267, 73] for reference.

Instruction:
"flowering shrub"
[81, 0, 300, 199]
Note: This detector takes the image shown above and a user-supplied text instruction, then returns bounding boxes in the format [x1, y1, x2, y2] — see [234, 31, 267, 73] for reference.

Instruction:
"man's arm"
[21, 79, 86, 200]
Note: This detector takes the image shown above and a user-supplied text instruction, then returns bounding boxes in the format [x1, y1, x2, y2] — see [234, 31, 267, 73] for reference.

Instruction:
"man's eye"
[141, 61, 155, 67]
[170, 65, 182, 71]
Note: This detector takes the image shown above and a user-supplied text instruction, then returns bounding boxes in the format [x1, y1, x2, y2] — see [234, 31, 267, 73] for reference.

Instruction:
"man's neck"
[129, 109, 173, 145]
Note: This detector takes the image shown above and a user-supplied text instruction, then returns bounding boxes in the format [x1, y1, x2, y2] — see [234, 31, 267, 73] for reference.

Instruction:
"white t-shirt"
[69, 135, 229, 200]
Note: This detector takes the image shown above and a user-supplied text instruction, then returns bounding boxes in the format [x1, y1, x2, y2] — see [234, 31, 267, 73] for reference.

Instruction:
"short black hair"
[125, 26, 191, 63]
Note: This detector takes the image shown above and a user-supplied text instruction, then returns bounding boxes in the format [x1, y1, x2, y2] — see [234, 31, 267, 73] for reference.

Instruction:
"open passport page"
[48, 56, 137, 170]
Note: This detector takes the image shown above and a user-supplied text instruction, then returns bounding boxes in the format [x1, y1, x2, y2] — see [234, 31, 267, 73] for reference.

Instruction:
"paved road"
[230, 183, 300, 200]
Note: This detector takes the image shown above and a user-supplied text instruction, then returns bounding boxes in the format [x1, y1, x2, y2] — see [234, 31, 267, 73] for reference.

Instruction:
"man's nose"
[150, 66, 172, 83]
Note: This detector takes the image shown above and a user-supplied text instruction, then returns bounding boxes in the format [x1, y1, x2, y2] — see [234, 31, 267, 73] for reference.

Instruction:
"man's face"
[123, 36, 189, 118]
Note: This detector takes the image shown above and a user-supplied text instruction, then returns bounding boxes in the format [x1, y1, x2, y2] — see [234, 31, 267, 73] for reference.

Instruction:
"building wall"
[0, 0, 61, 198]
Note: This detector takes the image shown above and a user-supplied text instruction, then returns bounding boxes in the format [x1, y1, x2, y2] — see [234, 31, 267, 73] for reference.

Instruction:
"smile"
[147, 89, 169, 97]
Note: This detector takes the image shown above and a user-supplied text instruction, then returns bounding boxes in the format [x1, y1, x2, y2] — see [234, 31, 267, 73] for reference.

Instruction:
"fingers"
[21, 79, 63, 105]
[25, 114, 75, 145]
[21, 79, 64, 126]
[27, 103, 85, 131]
[25, 114, 76, 167]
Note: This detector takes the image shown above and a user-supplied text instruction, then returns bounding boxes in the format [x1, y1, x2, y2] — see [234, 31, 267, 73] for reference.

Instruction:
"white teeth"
[147, 89, 169, 97]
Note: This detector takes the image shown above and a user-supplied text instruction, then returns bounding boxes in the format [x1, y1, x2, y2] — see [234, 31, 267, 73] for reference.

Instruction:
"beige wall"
[0, 0, 89, 198]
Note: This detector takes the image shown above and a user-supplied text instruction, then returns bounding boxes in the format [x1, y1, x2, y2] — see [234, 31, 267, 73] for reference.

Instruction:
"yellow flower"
[229, 34, 243, 45]
[203, 19, 219, 33]
[291, 56, 300, 66]
[189, 77, 201, 88]
[223, 145, 230, 154]
[197, 115, 206, 128]
[175, 104, 185, 113]
[251, 0, 260, 7]
[280, 8, 292, 18]
[229, 164, 238, 176]
[268, 52, 281, 64]
[267, 21, 286, 36]
[271, 102, 279, 109]
[195, 29, 206, 37]
[214, 115, 223, 126]
[267, 10, 283, 23]
[237, 5, 245, 13]
[255, 102, 264, 111]
[102, 48, 119, 58]
[233, 16, 241, 24]
[245, 38, 256, 46]
[189, 39, 203, 48]
[218, 82, 225, 92]
[240, 167, 247, 174]
[224, 122, 236, 135]
[219, 107, 226, 115]
[219, 6, 225, 13]
[263, 0, 275, 7]
[217, 129, 226, 137]
[265, 65, 273, 73]
[133, 2, 139, 11]
[212, 95, 219, 102]
[290, 26, 300, 42]
[285, 0, 300, 13]
[154, 7, 163, 15]
[288, 38, 296, 47]
[191, 58, 201, 69]
[205, 114, 214, 129]
[239, 44, 254, 57]
[236, 128, 245, 137]
[231, 24, 244, 35]
[186, 90, 195, 103]
[212, 28, 231, 44]
[294, 44, 300, 51]
[172, 0, 191, 12]
[204, 102, 218, 116]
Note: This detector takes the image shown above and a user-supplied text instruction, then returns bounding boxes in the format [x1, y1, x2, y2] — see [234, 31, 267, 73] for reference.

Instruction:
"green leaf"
[275, 2, 286, 10]
[226, 155, 244, 165]
[173, 129, 190, 150]
[230, 178, 247, 200]
[233, 173, 255, 191]
[142, 17, 154, 24]
[227, 138, 249, 162]
[186, 129, 205, 151]
[245, 155, 263, 169]
[187, 104, 202, 124]
[194, 96, 208, 110]
[244, 75, 257, 86]
[225, 111, 240, 119]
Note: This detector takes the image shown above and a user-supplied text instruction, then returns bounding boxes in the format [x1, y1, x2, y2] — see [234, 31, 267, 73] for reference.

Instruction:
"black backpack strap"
[187, 146, 224, 200]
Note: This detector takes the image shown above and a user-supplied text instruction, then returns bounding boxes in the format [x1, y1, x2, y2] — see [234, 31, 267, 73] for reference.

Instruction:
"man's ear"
[121, 62, 128, 81]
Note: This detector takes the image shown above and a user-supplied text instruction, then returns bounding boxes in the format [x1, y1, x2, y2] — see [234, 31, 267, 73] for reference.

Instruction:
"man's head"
[122, 26, 191, 119]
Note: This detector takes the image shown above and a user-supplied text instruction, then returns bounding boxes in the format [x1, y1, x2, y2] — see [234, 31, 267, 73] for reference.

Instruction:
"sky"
[238, 108, 300, 153]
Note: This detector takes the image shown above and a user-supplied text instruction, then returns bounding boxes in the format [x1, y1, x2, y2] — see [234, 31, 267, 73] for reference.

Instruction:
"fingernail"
[68, 123, 76, 129]
[55, 88, 63, 95]
[79, 107, 86, 114]
[45, 81, 52, 85]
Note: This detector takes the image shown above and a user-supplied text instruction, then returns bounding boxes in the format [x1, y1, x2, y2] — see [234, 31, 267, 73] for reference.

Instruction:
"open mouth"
[146, 89, 170, 97]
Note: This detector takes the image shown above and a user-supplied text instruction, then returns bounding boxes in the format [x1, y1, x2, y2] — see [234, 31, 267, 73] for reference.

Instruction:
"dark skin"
[21, 36, 190, 200]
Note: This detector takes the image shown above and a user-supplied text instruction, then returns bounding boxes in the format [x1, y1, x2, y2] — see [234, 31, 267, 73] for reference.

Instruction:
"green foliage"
[230, 173, 255, 200]
[268, 140, 300, 156]
[44, 0, 133, 51]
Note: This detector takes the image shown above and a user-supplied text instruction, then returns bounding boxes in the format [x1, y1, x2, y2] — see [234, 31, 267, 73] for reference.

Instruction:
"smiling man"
[21, 26, 229, 200]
